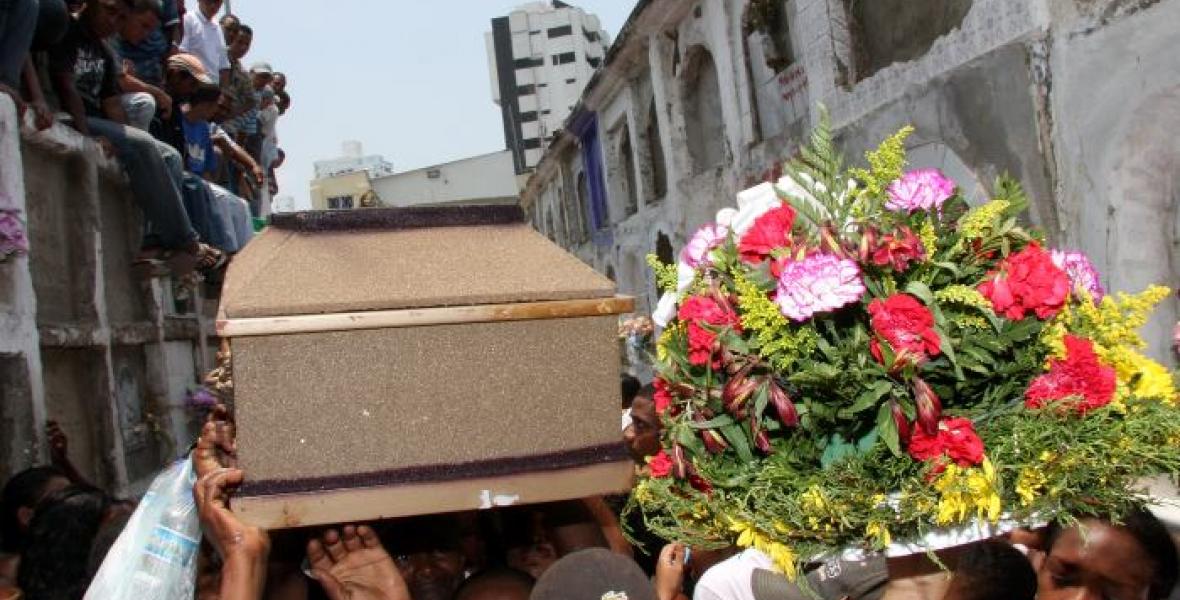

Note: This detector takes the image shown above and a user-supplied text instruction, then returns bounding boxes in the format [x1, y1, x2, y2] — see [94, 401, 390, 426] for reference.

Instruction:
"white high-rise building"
[486, 1, 610, 174]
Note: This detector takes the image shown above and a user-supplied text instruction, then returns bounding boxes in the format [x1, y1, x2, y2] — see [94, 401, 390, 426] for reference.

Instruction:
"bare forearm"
[53, 76, 90, 135]
[219, 553, 268, 600]
[119, 74, 164, 98]
[23, 59, 47, 105]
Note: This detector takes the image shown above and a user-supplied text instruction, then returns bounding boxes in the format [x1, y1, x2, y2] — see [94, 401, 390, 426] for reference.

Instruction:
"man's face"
[198, 0, 223, 19]
[1035, 520, 1156, 600]
[623, 395, 660, 463]
[272, 74, 287, 92]
[228, 33, 252, 60]
[220, 15, 239, 43]
[120, 10, 159, 44]
[394, 550, 465, 600]
[213, 93, 234, 122]
[251, 72, 272, 90]
[86, 0, 124, 38]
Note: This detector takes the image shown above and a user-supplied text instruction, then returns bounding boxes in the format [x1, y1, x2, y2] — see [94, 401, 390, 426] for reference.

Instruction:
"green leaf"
[877, 403, 901, 456]
[688, 414, 737, 429]
[904, 281, 936, 306]
[840, 380, 893, 417]
[721, 423, 754, 463]
[936, 325, 965, 380]
[753, 384, 770, 421]
[820, 433, 857, 468]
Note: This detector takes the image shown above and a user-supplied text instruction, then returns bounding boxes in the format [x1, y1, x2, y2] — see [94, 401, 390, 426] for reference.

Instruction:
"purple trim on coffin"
[269, 205, 525, 233]
[237, 442, 631, 497]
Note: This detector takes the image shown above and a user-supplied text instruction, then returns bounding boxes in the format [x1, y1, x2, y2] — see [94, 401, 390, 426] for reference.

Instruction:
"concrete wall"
[0, 97, 212, 493]
[371, 150, 519, 207]
[520, 0, 1180, 364]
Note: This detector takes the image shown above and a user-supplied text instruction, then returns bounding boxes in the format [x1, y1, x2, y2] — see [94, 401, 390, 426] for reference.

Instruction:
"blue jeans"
[86, 116, 197, 249]
[0, 0, 37, 87]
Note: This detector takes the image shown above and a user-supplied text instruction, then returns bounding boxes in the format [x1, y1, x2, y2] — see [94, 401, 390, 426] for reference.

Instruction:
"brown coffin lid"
[220, 206, 616, 319]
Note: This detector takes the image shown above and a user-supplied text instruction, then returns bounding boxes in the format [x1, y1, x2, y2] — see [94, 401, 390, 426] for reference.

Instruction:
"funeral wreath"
[629, 112, 1180, 578]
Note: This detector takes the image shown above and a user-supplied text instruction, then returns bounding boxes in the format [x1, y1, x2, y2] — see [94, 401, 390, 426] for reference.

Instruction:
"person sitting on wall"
[48, 0, 225, 279]
[110, 0, 173, 131]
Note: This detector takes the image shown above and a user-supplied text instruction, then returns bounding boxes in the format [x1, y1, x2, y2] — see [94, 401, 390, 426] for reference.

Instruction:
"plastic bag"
[84, 458, 201, 599]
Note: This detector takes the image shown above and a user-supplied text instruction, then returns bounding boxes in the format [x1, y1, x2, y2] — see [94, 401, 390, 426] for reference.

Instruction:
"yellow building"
[309, 170, 382, 210]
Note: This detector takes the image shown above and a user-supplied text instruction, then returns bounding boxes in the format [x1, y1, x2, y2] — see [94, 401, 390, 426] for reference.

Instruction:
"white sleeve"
[217, 39, 231, 71]
[177, 14, 195, 53]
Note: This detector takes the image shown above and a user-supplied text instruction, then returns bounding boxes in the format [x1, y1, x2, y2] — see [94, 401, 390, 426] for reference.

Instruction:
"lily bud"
[859, 228, 879, 264]
[671, 443, 694, 479]
[723, 368, 758, 415]
[695, 413, 729, 454]
[702, 428, 728, 454]
[753, 427, 773, 455]
[890, 399, 911, 441]
[768, 382, 799, 427]
[912, 377, 942, 436]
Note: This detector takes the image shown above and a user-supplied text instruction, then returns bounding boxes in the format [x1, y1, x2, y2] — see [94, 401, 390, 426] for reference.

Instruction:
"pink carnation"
[775, 254, 866, 322]
[0, 208, 29, 261]
[886, 169, 956, 213]
[680, 223, 729, 268]
[1050, 249, 1104, 303]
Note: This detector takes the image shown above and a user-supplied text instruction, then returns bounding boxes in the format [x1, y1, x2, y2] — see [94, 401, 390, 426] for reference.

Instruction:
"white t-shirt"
[178, 10, 230, 83]
[693, 549, 773, 600]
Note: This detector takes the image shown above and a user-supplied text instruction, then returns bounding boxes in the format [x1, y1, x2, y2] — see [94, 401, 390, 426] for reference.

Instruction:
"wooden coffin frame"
[217, 295, 636, 529]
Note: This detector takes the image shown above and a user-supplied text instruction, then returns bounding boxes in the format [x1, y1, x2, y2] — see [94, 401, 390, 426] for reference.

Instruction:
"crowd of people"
[0, 375, 1175, 600]
[0, 0, 291, 285]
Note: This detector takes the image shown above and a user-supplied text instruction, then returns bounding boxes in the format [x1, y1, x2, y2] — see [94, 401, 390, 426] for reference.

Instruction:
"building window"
[552, 52, 576, 65]
[646, 100, 667, 200]
[513, 57, 544, 69]
[516, 84, 536, 95]
[547, 25, 572, 38]
[584, 29, 600, 42]
[522, 138, 543, 149]
[519, 110, 539, 122]
[327, 195, 354, 210]
[683, 46, 727, 173]
[587, 56, 602, 68]
[565, 78, 577, 84]
[619, 123, 638, 218]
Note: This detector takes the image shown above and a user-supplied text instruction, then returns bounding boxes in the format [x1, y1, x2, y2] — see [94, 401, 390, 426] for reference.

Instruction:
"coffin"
[217, 206, 634, 528]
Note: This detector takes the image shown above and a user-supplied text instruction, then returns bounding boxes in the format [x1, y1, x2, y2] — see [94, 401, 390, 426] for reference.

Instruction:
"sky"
[228, 0, 636, 210]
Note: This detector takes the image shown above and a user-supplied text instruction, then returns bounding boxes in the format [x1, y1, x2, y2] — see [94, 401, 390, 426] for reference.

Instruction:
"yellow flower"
[957, 200, 1010, 240]
[728, 518, 798, 579]
[919, 218, 938, 261]
[1015, 467, 1047, 507]
[932, 459, 1002, 525]
[935, 285, 992, 311]
[866, 521, 892, 548]
[734, 274, 819, 371]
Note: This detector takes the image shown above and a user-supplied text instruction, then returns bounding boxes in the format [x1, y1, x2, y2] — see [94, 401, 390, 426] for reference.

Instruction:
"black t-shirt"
[48, 17, 121, 118]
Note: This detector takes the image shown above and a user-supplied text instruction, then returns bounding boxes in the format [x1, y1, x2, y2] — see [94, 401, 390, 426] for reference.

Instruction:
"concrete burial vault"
[217, 205, 635, 528]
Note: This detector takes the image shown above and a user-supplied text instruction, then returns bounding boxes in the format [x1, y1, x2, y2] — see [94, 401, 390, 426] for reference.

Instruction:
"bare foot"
[308, 525, 410, 600]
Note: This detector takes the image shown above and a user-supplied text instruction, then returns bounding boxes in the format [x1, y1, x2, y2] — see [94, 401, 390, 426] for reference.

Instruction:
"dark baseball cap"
[530, 548, 655, 600]
[751, 556, 888, 600]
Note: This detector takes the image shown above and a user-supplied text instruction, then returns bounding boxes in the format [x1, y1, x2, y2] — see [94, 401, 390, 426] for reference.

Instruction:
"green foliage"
[647, 253, 679, 294]
[733, 273, 818, 371]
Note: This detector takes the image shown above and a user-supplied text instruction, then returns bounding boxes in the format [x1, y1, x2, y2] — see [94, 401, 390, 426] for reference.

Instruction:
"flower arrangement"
[631, 114, 1180, 576]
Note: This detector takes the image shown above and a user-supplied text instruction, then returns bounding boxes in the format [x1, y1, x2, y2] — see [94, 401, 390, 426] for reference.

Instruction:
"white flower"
[652, 292, 679, 328]
[729, 183, 783, 236]
[715, 207, 739, 228]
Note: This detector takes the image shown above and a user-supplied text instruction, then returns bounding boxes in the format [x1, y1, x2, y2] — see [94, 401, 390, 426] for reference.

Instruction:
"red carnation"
[978, 244, 1071, 320]
[870, 227, 925, 273]
[679, 295, 741, 368]
[907, 417, 984, 467]
[1025, 335, 1116, 414]
[652, 377, 673, 415]
[648, 449, 673, 478]
[868, 294, 942, 367]
[739, 205, 796, 264]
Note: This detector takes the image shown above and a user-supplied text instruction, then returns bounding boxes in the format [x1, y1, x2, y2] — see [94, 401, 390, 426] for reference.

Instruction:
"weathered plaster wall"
[523, 0, 1180, 365]
[0, 98, 212, 491]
